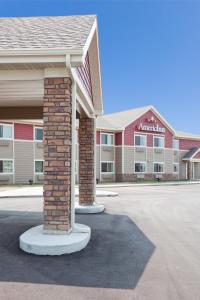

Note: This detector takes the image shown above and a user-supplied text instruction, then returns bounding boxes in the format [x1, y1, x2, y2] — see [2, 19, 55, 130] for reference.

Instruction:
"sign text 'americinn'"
[137, 123, 166, 133]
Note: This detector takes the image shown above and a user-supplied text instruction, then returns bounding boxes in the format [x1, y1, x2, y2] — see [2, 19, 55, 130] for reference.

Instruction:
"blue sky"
[1, 0, 200, 133]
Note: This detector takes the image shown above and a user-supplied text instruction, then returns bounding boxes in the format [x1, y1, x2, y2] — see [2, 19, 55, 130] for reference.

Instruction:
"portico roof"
[182, 148, 200, 161]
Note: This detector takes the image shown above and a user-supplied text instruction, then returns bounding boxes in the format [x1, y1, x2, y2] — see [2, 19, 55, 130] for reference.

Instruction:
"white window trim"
[134, 134, 147, 147]
[134, 161, 147, 174]
[100, 132, 115, 146]
[173, 139, 179, 150]
[0, 123, 13, 140]
[153, 135, 165, 149]
[101, 161, 115, 174]
[173, 163, 179, 173]
[34, 159, 44, 175]
[153, 162, 165, 174]
[34, 127, 43, 142]
[0, 159, 14, 175]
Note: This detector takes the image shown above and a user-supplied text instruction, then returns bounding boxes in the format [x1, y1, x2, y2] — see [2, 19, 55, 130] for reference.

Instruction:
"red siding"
[115, 132, 122, 146]
[76, 53, 93, 101]
[124, 109, 173, 148]
[179, 139, 200, 150]
[14, 123, 33, 140]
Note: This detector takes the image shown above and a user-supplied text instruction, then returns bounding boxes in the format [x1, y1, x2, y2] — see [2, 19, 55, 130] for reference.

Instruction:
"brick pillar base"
[79, 117, 95, 205]
[43, 77, 72, 233]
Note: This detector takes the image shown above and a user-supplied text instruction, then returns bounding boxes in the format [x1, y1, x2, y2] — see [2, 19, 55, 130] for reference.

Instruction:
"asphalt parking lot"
[0, 184, 200, 300]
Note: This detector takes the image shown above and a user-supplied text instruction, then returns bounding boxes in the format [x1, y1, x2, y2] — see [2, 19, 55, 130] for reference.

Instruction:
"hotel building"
[0, 106, 200, 184]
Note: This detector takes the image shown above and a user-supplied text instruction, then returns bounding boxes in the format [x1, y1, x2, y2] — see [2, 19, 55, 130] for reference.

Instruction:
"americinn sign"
[137, 116, 166, 133]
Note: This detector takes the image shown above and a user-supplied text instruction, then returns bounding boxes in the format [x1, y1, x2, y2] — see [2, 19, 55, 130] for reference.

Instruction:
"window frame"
[34, 127, 43, 142]
[101, 161, 115, 174]
[0, 159, 14, 175]
[134, 134, 147, 147]
[34, 160, 44, 174]
[173, 139, 179, 150]
[153, 135, 165, 149]
[153, 162, 164, 174]
[100, 133, 114, 146]
[134, 161, 147, 174]
[0, 123, 13, 140]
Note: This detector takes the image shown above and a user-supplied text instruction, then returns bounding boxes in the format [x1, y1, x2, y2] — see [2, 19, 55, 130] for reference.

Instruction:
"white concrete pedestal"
[75, 202, 105, 214]
[19, 223, 91, 255]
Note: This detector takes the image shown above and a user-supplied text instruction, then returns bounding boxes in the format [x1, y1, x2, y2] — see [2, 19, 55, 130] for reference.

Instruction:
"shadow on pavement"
[0, 210, 155, 289]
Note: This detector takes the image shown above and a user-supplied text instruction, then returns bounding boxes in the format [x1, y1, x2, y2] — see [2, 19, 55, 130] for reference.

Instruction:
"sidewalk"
[0, 181, 199, 198]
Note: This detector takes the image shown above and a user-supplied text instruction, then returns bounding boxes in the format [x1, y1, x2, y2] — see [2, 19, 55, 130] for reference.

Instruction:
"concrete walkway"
[97, 180, 200, 188]
[0, 186, 118, 198]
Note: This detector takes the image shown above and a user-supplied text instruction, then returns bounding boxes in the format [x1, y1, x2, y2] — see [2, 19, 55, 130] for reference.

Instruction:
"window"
[153, 136, 164, 148]
[154, 163, 164, 173]
[101, 162, 114, 173]
[101, 133, 114, 145]
[173, 139, 179, 150]
[0, 160, 13, 174]
[135, 135, 147, 147]
[0, 124, 13, 139]
[35, 161, 44, 174]
[35, 128, 43, 141]
[135, 162, 146, 173]
[173, 163, 179, 173]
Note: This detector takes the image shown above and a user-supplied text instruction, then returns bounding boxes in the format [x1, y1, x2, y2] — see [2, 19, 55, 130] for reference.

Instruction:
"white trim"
[122, 131, 125, 174]
[153, 135, 165, 149]
[100, 132, 115, 146]
[153, 162, 165, 174]
[83, 18, 97, 60]
[134, 161, 147, 174]
[134, 133, 147, 147]
[34, 159, 44, 175]
[34, 126, 43, 142]
[0, 123, 13, 140]
[0, 158, 14, 175]
[173, 163, 179, 174]
[100, 161, 115, 174]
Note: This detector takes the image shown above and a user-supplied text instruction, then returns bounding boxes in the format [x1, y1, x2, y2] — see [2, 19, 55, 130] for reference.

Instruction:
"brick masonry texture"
[43, 77, 72, 233]
[79, 117, 95, 205]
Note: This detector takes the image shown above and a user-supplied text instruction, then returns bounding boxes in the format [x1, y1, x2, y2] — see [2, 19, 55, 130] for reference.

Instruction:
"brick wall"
[43, 77, 72, 233]
[79, 117, 95, 205]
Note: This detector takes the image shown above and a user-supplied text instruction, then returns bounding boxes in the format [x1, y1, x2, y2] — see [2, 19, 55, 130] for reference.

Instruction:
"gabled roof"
[182, 147, 200, 161]
[0, 15, 96, 51]
[96, 106, 152, 130]
[175, 130, 200, 140]
[96, 105, 175, 133]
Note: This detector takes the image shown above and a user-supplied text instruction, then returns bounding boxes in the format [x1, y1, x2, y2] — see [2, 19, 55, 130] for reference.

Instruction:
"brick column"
[43, 77, 72, 233]
[79, 117, 95, 205]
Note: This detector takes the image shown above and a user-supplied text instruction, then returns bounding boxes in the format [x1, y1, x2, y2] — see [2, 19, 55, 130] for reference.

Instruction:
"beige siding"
[194, 163, 200, 179]
[101, 146, 115, 161]
[101, 173, 115, 182]
[179, 151, 187, 180]
[165, 149, 173, 173]
[14, 141, 34, 184]
[147, 148, 154, 173]
[134, 147, 146, 162]
[34, 142, 43, 159]
[0, 174, 13, 184]
[0, 140, 13, 159]
[154, 149, 164, 162]
[124, 147, 134, 174]
[173, 150, 179, 163]
[34, 174, 44, 184]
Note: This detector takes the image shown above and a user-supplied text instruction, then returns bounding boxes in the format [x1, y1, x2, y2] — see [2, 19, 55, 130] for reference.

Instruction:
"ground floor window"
[101, 161, 114, 173]
[154, 163, 164, 173]
[135, 162, 146, 173]
[0, 160, 13, 174]
[173, 163, 179, 173]
[35, 160, 44, 174]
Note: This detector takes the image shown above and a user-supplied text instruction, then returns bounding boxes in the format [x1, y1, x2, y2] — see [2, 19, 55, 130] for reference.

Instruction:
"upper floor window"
[101, 133, 114, 146]
[34, 127, 43, 141]
[0, 160, 13, 174]
[135, 134, 147, 147]
[173, 139, 179, 150]
[153, 136, 164, 148]
[0, 124, 13, 139]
